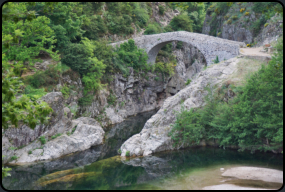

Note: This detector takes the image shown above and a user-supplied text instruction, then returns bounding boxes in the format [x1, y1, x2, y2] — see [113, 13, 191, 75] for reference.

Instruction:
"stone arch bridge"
[110, 31, 246, 66]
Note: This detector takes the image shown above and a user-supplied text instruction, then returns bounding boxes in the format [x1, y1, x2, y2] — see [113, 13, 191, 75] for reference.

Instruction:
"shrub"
[264, 23, 269, 27]
[9, 146, 17, 151]
[169, 14, 193, 32]
[10, 156, 18, 161]
[61, 43, 92, 75]
[224, 15, 229, 20]
[39, 136, 46, 145]
[28, 150, 32, 154]
[159, 5, 165, 15]
[24, 66, 60, 89]
[118, 149, 122, 154]
[51, 133, 62, 140]
[107, 92, 117, 106]
[247, 44, 251, 47]
[245, 12, 250, 16]
[114, 39, 149, 75]
[185, 79, 191, 85]
[213, 56, 219, 63]
[240, 8, 245, 13]
[232, 15, 238, 20]
[226, 19, 232, 24]
[72, 126, 77, 134]
[78, 94, 94, 106]
[82, 15, 107, 40]
[163, 25, 173, 33]
[125, 151, 130, 157]
[251, 15, 267, 36]
[60, 84, 70, 99]
[176, 41, 183, 49]
[144, 23, 162, 35]
[133, 6, 149, 28]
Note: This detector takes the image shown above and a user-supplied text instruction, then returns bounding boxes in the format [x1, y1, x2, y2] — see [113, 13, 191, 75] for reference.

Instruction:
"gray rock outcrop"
[120, 57, 240, 157]
[7, 118, 104, 164]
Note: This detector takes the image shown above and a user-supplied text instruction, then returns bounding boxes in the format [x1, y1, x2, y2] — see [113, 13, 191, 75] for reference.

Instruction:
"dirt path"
[240, 47, 272, 57]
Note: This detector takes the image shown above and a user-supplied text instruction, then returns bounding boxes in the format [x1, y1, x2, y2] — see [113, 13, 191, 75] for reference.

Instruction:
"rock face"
[202, 3, 283, 46]
[110, 31, 245, 65]
[7, 118, 104, 165]
[120, 57, 240, 157]
[80, 42, 207, 126]
[3, 92, 70, 148]
[254, 14, 283, 47]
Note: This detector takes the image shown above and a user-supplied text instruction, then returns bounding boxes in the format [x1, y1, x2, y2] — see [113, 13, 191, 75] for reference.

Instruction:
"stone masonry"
[110, 31, 246, 66]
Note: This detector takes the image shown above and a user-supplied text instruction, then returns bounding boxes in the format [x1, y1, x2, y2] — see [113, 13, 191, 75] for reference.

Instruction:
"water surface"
[2, 110, 283, 190]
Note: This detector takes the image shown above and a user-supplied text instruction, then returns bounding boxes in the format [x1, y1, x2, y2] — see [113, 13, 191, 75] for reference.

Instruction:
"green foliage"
[213, 56, 219, 64]
[107, 92, 117, 106]
[92, 40, 116, 75]
[118, 149, 122, 155]
[78, 94, 94, 107]
[2, 156, 12, 178]
[125, 151, 130, 157]
[2, 3, 59, 67]
[250, 14, 266, 36]
[176, 41, 183, 49]
[2, 54, 53, 130]
[39, 136, 47, 145]
[252, 2, 282, 19]
[24, 85, 47, 100]
[72, 126, 77, 134]
[114, 39, 149, 75]
[185, 79, 191, 85]
[51, 133, 62, 140]
[60, 84, 70, 99]
[82, 15, 107, 40]
[169, 38, 283, 152]
[144, 23, 163, 35]
[8, 146, 18, 151]
[24, 65, 61, 89]
[154, 62, 175, 77]
[28, 150, 32, 154]
[159, 5, 165, 15]
[169, 14, 193, 32]
[10, 156, 18, 161]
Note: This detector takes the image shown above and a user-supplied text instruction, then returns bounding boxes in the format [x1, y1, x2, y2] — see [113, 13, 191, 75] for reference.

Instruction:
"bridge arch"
[110, 31, 245, 66]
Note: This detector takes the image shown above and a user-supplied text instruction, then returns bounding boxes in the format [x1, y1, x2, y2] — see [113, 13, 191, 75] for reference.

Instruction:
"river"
[2, 110, 283, 190]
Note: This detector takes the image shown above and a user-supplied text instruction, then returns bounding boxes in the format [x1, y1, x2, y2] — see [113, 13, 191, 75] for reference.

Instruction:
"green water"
[2, 111, 283, 190]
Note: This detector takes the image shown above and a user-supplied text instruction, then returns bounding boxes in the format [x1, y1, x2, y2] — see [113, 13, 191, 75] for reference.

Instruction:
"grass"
[9, 146, 17, 151]
[224, 58, 266, 86]
[51, 133, 62, 140]
[10, 156, 18, 161]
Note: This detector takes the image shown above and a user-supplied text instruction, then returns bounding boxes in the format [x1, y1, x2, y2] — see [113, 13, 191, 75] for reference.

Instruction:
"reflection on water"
[3, 146, 283, 190]
[2, 110, 283, 190]
[2, 110, 156, 190]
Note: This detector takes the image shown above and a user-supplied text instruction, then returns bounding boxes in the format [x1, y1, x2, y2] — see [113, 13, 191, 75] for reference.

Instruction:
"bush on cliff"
[169, 38, 283, 153]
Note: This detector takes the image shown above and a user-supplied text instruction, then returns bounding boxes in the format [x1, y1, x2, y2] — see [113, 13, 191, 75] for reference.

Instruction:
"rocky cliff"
[202, 3, 283, 46]
[119, 56, 249, 157]
[2, 41, 206, 164]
